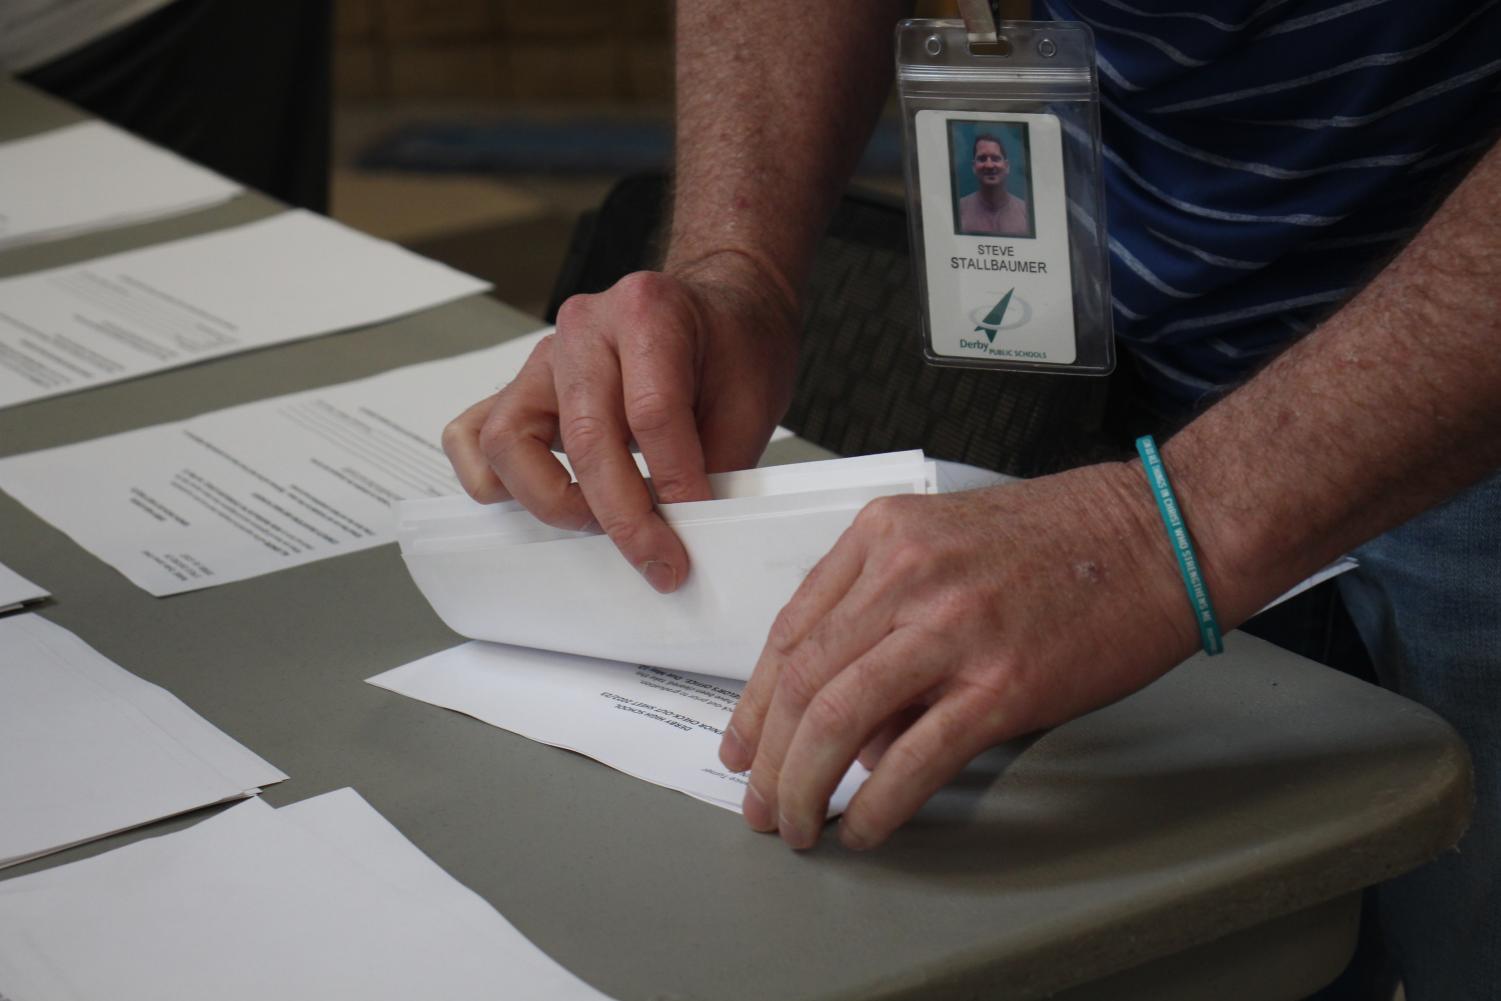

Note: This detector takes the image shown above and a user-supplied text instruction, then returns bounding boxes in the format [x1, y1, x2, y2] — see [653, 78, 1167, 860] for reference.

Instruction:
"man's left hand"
[719, 461, 1213, 850]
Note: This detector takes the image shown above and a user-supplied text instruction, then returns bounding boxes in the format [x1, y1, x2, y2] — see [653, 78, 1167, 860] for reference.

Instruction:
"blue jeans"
[1335, 468, 1501, 1000]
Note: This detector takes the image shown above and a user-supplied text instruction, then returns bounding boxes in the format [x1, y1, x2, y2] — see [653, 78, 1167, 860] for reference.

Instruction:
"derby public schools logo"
[958, 288, 1037, 354]
[975, 288, 1014, 343]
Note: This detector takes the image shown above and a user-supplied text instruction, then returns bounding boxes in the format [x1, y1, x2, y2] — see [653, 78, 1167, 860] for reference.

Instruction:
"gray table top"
[0, 80, 1472, 1001]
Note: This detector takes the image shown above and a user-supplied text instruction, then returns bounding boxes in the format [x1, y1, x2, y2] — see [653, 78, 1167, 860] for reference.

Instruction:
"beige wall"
[335, 1, 673, 102]
[334, 1, 1032, 103]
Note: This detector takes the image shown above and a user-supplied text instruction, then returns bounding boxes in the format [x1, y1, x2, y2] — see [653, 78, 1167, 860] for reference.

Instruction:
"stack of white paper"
[0, 614, 285, 868]
[0, 790, 615, 1001]
[0, 209, 490, 409]
[370, 454, 1011, 814]
[378, 452, 1364, 815]
[399, 451, 987, 681]
[0, 121, 243, 249]
[0, 559, 46, 612]
[371, 454, 998, 813]
[370, 641, 869, 814]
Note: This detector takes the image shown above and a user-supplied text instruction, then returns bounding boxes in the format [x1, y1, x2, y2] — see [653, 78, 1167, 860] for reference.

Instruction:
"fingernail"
[640, 560, 677, 594]
[719, 725, 750, 772]
[779, 811, 815, 851]
[743, 783, 776, 831]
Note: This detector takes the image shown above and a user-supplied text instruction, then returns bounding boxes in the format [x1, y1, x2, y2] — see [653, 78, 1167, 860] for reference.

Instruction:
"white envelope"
[399, 452, 1008, 680]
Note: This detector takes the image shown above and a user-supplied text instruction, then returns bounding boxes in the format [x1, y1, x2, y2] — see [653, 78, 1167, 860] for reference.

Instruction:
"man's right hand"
[442, 253, 801, 594]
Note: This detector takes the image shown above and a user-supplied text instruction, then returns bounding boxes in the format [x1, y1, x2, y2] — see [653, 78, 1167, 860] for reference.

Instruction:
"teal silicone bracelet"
[1135, 435, 1224, 656]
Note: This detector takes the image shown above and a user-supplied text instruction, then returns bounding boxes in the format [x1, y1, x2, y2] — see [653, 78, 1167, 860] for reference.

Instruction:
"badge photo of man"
[953, 124, 1033, 238]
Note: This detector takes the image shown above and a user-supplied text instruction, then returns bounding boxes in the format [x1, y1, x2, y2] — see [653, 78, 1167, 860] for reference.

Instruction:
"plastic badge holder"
[897, 19, 1113, 375]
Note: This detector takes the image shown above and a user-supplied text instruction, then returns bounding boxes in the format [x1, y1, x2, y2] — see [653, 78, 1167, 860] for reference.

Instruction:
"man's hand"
[438, 0, 901, 590]
[719, 462, 1217, 851]
[442, 253, 799, 593]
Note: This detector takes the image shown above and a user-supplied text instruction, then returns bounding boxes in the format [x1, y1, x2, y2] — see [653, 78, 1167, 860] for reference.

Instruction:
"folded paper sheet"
[399, 450, 1359, 682]
[0, 614, 286, 868]
[0, 120, 242, 249]
[399, 451, 997, 681]
[0, 790, 616, 1001]
[369, 641, 868, 813]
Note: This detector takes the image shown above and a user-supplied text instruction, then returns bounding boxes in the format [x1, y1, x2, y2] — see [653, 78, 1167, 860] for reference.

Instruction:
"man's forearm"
[1169, 141, 1501, 623]
[663, 0, 910, 304]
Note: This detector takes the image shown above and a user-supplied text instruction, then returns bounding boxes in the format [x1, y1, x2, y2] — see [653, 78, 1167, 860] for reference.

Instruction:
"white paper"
[0, 209, 490, 409]
[370, 641, 868, 813]
[1259, 556, 1359, 613]
[399, 452, 1006, 681]
[0, 329, 549, 596]
[0, 558, 46, 612]
[0, 121, 241, 249]
[0, 791, 616, 1001]
[277, 789, 519, 938]
[0, 614, 285, 868]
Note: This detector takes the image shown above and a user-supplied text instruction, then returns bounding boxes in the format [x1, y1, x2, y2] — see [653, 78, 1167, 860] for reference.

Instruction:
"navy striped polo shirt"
[1044, 0, 1501, 406]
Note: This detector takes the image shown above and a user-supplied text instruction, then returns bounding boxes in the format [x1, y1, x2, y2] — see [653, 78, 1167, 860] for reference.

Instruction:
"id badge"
[898, 20, 1114, 375]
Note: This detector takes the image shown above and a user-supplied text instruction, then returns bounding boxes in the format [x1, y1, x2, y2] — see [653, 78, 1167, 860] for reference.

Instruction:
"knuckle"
[936, 699, 984, 745]
[461, 477, 507, 505]
[733, 678, 774, 731]
[954, 669, 1016, 721]
[559, 413, 615, 457]
[612, 270, 668, 309]
[439, 417, 470, 455]
[649, 468, 701, 504]
[765, 609, 800, 656]
[529, 333, 557, 367]
[554, 294, 593, 331]
[855, 495, 908, 536]
[453, 472, 487, 503]
[806, 688, 862, 738]
[624, 388, 681, 436]
[923, 588, 974, 633]
[612, 272, 697, 334]
[885, 539, 932, 579]
[476, 417, 518, 464]
[778, 657, 826, 708]
[882, 736, 931, 778]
